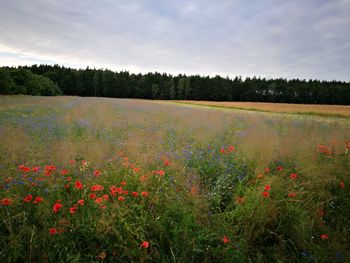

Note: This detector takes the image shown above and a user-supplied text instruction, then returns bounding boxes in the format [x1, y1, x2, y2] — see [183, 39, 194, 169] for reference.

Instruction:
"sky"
[0, 0, 349, 81]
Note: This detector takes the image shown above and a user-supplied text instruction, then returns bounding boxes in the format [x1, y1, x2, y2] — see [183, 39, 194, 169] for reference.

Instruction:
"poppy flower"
[133, 167, 140, 173]
[140, 241, 149, 248]
[23, 194, 33, 203]
[77, 199, 85, 206]
[320, 234, 329, 239]
[94, 198, 103, 204]
[276, 166, 283, 171]
[69, 159, 76, 165]
[220, 148, 225, 154]
[44, 170, 52, 176]
[123, 190, 129, 195]
[288, 192, 296, 198]
[60, 169, 68, 175]
[94, 170, 101, 177]
[33, 196, 43, 204]
[32, 166, 40, 173]
[290, 173, 298, 180]
[89, 193, 97, 200]
[53, 203, 63, 213]
[262, 191, 269, 197]
[118, 196, 125, 201]
[75, 181, 83, 190]
[222, 235, 230, 244]
[264, 167, 270, 173]
[132, 191, 138, 197]
[141, 191, 148, 197]
[91, 184, 104, 191]
[264, 185, 271, 191]
[70, 206, 77, 214]
[228, 145, 236, 153]
[120, 181, 127, 186]
[140, 175, 147, 182]
[340, 181, 345, 189]
[1, 197, 12, 206]
[102, 194, 109, 200]
[49, 228, 58, 235]
[163, 159, 170, 166]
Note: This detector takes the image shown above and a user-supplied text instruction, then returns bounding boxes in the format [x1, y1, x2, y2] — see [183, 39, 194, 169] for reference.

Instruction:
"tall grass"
[0, 95, 349, 262]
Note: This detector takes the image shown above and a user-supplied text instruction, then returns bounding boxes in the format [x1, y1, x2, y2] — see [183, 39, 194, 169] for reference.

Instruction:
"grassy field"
[0, 95, 349, 262]
[174, 100, 350, 117]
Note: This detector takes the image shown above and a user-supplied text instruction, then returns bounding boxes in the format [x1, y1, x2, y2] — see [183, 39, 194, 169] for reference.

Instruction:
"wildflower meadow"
[0, 95, 349, 262]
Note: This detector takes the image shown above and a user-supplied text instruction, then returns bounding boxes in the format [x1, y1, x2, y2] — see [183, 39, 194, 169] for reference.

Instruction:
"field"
[175, 100, 350, 117]
[0, 95, 349, 262]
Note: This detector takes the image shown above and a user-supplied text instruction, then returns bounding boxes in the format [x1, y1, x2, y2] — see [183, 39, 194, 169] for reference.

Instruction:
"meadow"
[0, 95, 349, 262]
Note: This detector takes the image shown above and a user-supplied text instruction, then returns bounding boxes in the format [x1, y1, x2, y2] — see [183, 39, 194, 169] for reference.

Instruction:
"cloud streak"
[0, 0, 349, 81]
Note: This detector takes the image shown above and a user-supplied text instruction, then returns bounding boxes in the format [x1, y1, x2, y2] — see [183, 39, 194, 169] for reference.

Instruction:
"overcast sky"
[0, 0, 349, 81]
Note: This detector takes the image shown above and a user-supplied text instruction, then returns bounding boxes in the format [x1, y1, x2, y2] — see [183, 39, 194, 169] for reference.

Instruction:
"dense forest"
[1, 65, 350, 104]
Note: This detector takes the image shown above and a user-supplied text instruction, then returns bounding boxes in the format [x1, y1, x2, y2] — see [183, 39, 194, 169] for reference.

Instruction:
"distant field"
[0, 95, 349, 262]
[174, 100, 350, 117]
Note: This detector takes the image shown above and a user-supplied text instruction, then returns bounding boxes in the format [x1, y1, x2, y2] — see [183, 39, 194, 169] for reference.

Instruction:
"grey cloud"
[0, 0, 349, 80]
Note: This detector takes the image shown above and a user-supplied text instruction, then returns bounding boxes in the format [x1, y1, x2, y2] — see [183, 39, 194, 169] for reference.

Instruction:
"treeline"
[0, 67, 61, 96]
[1, 65, 350, 104]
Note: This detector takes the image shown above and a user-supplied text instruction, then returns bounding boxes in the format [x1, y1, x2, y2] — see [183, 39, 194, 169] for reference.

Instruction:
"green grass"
[0, 95, 349, 262]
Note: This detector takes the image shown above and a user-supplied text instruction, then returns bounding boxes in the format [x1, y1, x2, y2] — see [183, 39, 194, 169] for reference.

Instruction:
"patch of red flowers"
[340, 180, 345, 189]
[33, 196, 43, 204]
[276, 166, 283, 171]
[91, 184, 104, 191]
[288, 192, 296, 198]
[141, 191, 148, 197]
[1, 197, 12, 206]
[262, 191, 269, 197]
[49, 228, 58, 235]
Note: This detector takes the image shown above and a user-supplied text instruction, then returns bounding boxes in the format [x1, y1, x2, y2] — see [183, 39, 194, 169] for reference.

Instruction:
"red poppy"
[94, 170, 101, 177]
[340, 181, 345, 189]
[141, 191, 148, 197]
[118, 196, 125, 201]
[163, 159, 170, 166]
[53, 203, 63, 213]
[94, 198, 103, 204]
[120, 181, 127, 186]
[222, 235, 230, 244]
[264, 167, 270, 173]
[69, 159, 76, 165]
[60, 169, 68, 175]
[276, 166, 283, 171]
[290, 173, 298, 180]
[140, 241, 149, 248]
[77, 199, 85, 206]
[75, 181, 83, 190]
[1, 197, 12, 206]
[220, 148, 225, 154]
[32, 166, 40, 173]
[133, 167, 140, 173]
[49, 228, 58, 235]
[264, 185, 271, 191]
[33, 196, 43, 204]
[23, 194, 33, 203]
[140, 175, 147, 182]
[320, 234, 329, 239]
[23, 166, 31, 172]
[64, 184, 69, 189]
[44, 170, 52, 176]
[132, 191, 138, 197]
[102, 194, 109, 200]
[89, 193, 97, 200]
[70, 206, 77, 214]
[288, 192, 296, 198]
[66, 177, 72, 181]
[262, 191, 269, 197]
[123, 190, 129, 195]
[91, 184, 104, 191]
[228, 145, 236, 153]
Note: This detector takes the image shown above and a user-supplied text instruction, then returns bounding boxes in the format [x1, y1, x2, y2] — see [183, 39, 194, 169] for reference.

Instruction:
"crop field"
[0, 95, 349, 262]
[175, 100, 350, 117]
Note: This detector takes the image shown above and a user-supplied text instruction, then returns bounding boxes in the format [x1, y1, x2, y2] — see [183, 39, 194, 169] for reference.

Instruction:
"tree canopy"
[0, 65, 349, 105]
